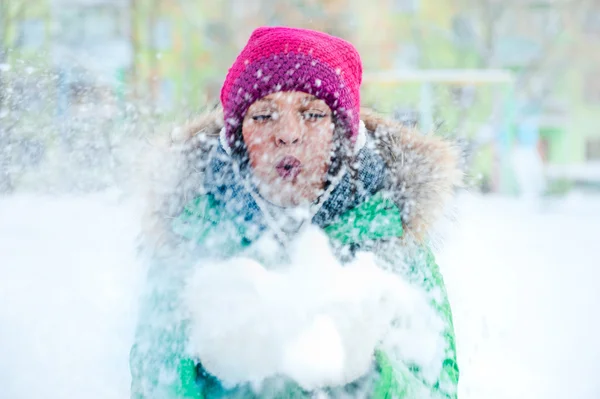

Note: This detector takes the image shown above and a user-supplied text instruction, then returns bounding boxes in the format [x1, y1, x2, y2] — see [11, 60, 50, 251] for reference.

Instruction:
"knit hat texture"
[220, 26, 363, 146]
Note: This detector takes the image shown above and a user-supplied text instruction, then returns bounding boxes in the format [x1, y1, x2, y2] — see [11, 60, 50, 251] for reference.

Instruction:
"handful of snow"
[184, 226, 443, 391]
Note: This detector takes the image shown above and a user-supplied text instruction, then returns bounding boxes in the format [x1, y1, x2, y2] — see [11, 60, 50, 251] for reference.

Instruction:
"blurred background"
[1, 1, 600, 399]
[1, 0, 599, 195]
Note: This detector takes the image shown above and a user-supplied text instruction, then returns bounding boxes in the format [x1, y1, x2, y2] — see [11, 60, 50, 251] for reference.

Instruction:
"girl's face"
[242, 91, 335, 207]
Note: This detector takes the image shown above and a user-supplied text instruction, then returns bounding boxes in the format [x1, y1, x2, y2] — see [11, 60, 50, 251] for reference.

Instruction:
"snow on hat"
[220, 26, 363, 150]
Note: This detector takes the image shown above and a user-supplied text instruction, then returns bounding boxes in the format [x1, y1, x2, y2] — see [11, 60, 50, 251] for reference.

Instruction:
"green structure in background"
[362, 69, 518, 194]
[356, 0, 600, 188]
[129, 0, 236, 115]
[2, 0, 600, 192]
[1, 0, 52, 61]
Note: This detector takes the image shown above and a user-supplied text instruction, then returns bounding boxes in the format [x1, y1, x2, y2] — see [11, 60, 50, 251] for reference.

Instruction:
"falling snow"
[1, 192, 599, 398]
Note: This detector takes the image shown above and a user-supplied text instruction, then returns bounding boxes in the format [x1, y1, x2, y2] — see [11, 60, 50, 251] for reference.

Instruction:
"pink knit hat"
[220, 26, 363, 148]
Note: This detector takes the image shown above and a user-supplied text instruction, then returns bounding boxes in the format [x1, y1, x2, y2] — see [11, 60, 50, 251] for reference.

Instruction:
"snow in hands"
[184, 226, 444, 392]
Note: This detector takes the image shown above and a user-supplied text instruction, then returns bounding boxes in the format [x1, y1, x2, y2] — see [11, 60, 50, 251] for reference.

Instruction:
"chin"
[258, 182, 307, 208]
[270, 188, 303, 207]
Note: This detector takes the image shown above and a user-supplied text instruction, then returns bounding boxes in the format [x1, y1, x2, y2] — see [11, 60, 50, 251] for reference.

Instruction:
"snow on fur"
[184, 226, 444, 391]
[141, 107, 463, 249]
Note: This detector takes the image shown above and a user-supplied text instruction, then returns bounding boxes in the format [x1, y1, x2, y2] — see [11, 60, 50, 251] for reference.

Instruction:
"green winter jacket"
[130, 108, 462, 399]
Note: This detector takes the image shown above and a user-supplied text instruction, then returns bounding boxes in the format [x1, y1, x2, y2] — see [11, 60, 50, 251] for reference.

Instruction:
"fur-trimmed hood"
[140, 107, 463, 247]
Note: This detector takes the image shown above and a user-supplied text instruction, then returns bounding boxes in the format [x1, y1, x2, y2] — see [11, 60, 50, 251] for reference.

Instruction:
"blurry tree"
[0, 0, 26, 107]
[128, 0, 160, 108]
[163, 0, 355, 106]
[217, 0, 354, 57]
[449, 0, 593, 106]
[0, 0, 27, 193]
[129, 0, 139, 99]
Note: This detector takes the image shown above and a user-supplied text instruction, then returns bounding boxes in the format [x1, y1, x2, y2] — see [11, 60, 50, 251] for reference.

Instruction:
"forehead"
[250, 91, 323, 106]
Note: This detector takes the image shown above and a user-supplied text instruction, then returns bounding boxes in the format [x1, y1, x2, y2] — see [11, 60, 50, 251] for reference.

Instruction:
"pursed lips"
[275, 156, 302, 180]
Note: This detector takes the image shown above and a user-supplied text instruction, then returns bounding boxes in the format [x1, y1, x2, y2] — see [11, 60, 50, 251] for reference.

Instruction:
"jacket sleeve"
[371, 239, 460, 399]
[129, 253, 201, 399]
[130, 194, 230, 399]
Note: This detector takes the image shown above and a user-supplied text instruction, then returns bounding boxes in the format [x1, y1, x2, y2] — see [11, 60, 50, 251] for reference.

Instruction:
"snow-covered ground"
[1, 191, 599, 398]
[546, 161, 600, 184]
[0, 192, 143, 399]
[438, 193, 600, 399]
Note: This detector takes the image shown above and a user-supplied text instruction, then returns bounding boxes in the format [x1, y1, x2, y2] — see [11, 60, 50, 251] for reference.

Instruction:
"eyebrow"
[254, 98, 274, 105]
[302, 95, 319, 102]
[258, 94, 320, 103]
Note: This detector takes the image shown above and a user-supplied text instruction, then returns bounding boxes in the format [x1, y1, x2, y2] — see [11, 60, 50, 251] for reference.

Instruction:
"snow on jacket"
[130, 107, 463, 399]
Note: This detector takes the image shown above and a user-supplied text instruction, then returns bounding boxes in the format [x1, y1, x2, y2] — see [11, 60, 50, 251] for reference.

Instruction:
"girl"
[131, 26, 462, 399]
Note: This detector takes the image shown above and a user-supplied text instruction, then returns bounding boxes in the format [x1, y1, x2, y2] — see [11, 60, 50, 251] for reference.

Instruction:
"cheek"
[243, 126, 278, 174]
[248, 146, 272, 172]
[298, 124, 333, 177]
[308, 122, 334, 142]
[304, 123, 334, 156]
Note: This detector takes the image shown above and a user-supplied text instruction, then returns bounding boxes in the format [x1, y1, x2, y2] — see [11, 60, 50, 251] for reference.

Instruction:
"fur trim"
[140, 107, 462, 247]
[361, 109, 463, 241]
[354, 120, 367, 154]
[138, 108, 224, 249]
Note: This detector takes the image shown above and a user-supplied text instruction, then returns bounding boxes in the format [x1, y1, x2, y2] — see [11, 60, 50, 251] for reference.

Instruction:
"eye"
[252, 114, 272, 122]
[302, 111, 327, 121]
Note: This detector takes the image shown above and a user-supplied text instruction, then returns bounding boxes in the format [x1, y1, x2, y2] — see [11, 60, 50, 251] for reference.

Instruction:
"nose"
[274, 112, 303, 147]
